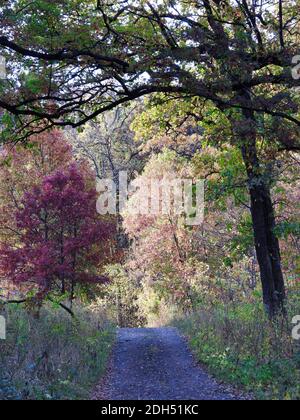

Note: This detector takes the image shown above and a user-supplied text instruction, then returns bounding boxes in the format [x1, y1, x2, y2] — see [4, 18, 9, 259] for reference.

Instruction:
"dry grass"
[173, 296, 300, 400]
[0, 303, 115, 400]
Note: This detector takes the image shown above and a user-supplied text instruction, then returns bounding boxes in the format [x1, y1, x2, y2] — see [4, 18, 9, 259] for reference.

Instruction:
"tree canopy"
[0, 0, 299, 145]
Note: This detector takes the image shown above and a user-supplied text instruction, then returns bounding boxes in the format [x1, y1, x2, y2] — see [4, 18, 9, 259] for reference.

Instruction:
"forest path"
[93, 327, 247, 400]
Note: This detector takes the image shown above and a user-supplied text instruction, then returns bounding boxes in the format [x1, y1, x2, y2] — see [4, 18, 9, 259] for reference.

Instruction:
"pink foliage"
[0, 163, 113, 299]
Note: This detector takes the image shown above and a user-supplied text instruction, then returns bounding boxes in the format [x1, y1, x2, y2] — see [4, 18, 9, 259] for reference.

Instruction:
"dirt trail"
[93, 327, 248, 400]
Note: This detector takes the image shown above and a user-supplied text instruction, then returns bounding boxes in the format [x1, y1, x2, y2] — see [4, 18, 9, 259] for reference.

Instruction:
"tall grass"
[0, 303, 115, 400]
[173, 296, 300, 400]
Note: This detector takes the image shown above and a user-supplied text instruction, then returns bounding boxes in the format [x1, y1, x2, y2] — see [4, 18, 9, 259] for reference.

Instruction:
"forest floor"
[92, 327, 250, 400]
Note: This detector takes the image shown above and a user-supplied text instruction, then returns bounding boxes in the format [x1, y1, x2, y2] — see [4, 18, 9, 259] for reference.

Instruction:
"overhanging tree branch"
[0, 0, 298, 144]
[0, 297, 75, 317]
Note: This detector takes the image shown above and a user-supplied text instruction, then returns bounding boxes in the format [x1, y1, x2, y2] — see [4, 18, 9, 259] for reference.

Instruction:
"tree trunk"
[240, 104, 286, 317]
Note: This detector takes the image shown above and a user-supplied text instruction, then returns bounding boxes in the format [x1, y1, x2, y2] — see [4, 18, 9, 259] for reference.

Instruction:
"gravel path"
[93, 327, 247, 400]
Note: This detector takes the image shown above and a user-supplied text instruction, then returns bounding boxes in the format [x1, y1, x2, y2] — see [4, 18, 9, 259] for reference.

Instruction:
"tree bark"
[240, 103, 286, 317]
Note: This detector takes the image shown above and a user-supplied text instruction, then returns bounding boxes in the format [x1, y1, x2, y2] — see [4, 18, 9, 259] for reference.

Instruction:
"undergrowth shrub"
[0, 303, 115, 400]
[173, 296, 300, 400]
[100, 264, 146, 327]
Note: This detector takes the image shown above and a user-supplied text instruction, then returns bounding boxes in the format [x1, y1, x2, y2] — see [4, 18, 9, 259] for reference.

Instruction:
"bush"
[100, 264, 146, 328]
[0, 303, 115, 400]
[173, 298, 300, 400]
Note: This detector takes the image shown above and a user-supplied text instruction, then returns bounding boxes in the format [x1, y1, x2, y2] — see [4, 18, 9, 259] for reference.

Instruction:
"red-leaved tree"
[0, 162, 114, 310]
